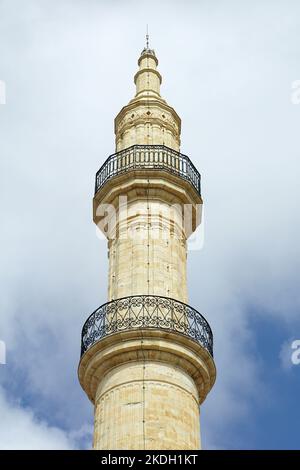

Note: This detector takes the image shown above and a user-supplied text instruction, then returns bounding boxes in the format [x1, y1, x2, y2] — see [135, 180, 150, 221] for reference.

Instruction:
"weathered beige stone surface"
[94, 362, 200, 450]
[107, 198, 188, 302]
[94, 173, 202, 303]
[79, 329, 216, 450]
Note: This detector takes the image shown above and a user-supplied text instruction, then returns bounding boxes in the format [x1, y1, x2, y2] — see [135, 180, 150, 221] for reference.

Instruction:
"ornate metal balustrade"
[95, 145, 201, 196]
[81, 295, 213, 357]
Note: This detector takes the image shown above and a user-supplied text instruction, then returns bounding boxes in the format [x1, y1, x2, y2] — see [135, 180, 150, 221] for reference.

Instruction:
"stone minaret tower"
[78, 42, 216, 450]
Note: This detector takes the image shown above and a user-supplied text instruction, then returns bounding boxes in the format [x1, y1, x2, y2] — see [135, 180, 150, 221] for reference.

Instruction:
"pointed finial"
[146, 24, 149, 49]
[139, 26, 156, 63]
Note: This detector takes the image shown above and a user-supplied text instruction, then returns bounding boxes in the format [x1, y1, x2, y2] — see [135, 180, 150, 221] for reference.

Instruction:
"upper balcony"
[95, 145, 201, 196]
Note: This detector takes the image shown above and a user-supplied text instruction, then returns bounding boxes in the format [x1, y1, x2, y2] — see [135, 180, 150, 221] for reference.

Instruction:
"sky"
[0, 0, 300, 450]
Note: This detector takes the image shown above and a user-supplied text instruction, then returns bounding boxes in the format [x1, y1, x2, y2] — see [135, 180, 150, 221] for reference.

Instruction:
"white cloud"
[0, 386, 74, 450]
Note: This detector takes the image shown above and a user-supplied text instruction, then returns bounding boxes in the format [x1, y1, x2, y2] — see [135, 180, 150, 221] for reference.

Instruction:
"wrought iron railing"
[95, 145, 201, 196]
[80, 295, 213, 357]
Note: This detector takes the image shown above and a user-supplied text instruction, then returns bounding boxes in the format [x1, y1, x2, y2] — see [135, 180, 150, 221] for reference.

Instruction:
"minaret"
[78, 41, 216, 450]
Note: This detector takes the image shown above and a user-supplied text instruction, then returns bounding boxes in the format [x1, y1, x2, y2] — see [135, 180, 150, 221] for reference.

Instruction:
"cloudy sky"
[0, 0, 300, 449]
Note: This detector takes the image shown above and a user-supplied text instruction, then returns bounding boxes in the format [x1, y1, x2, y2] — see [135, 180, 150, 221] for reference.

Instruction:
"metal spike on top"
[146, 24, 149, 49]
[140, 25, 156, 59]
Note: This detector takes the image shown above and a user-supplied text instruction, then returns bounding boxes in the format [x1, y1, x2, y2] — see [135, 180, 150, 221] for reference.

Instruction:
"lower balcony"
[80, 295, 213, 358]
